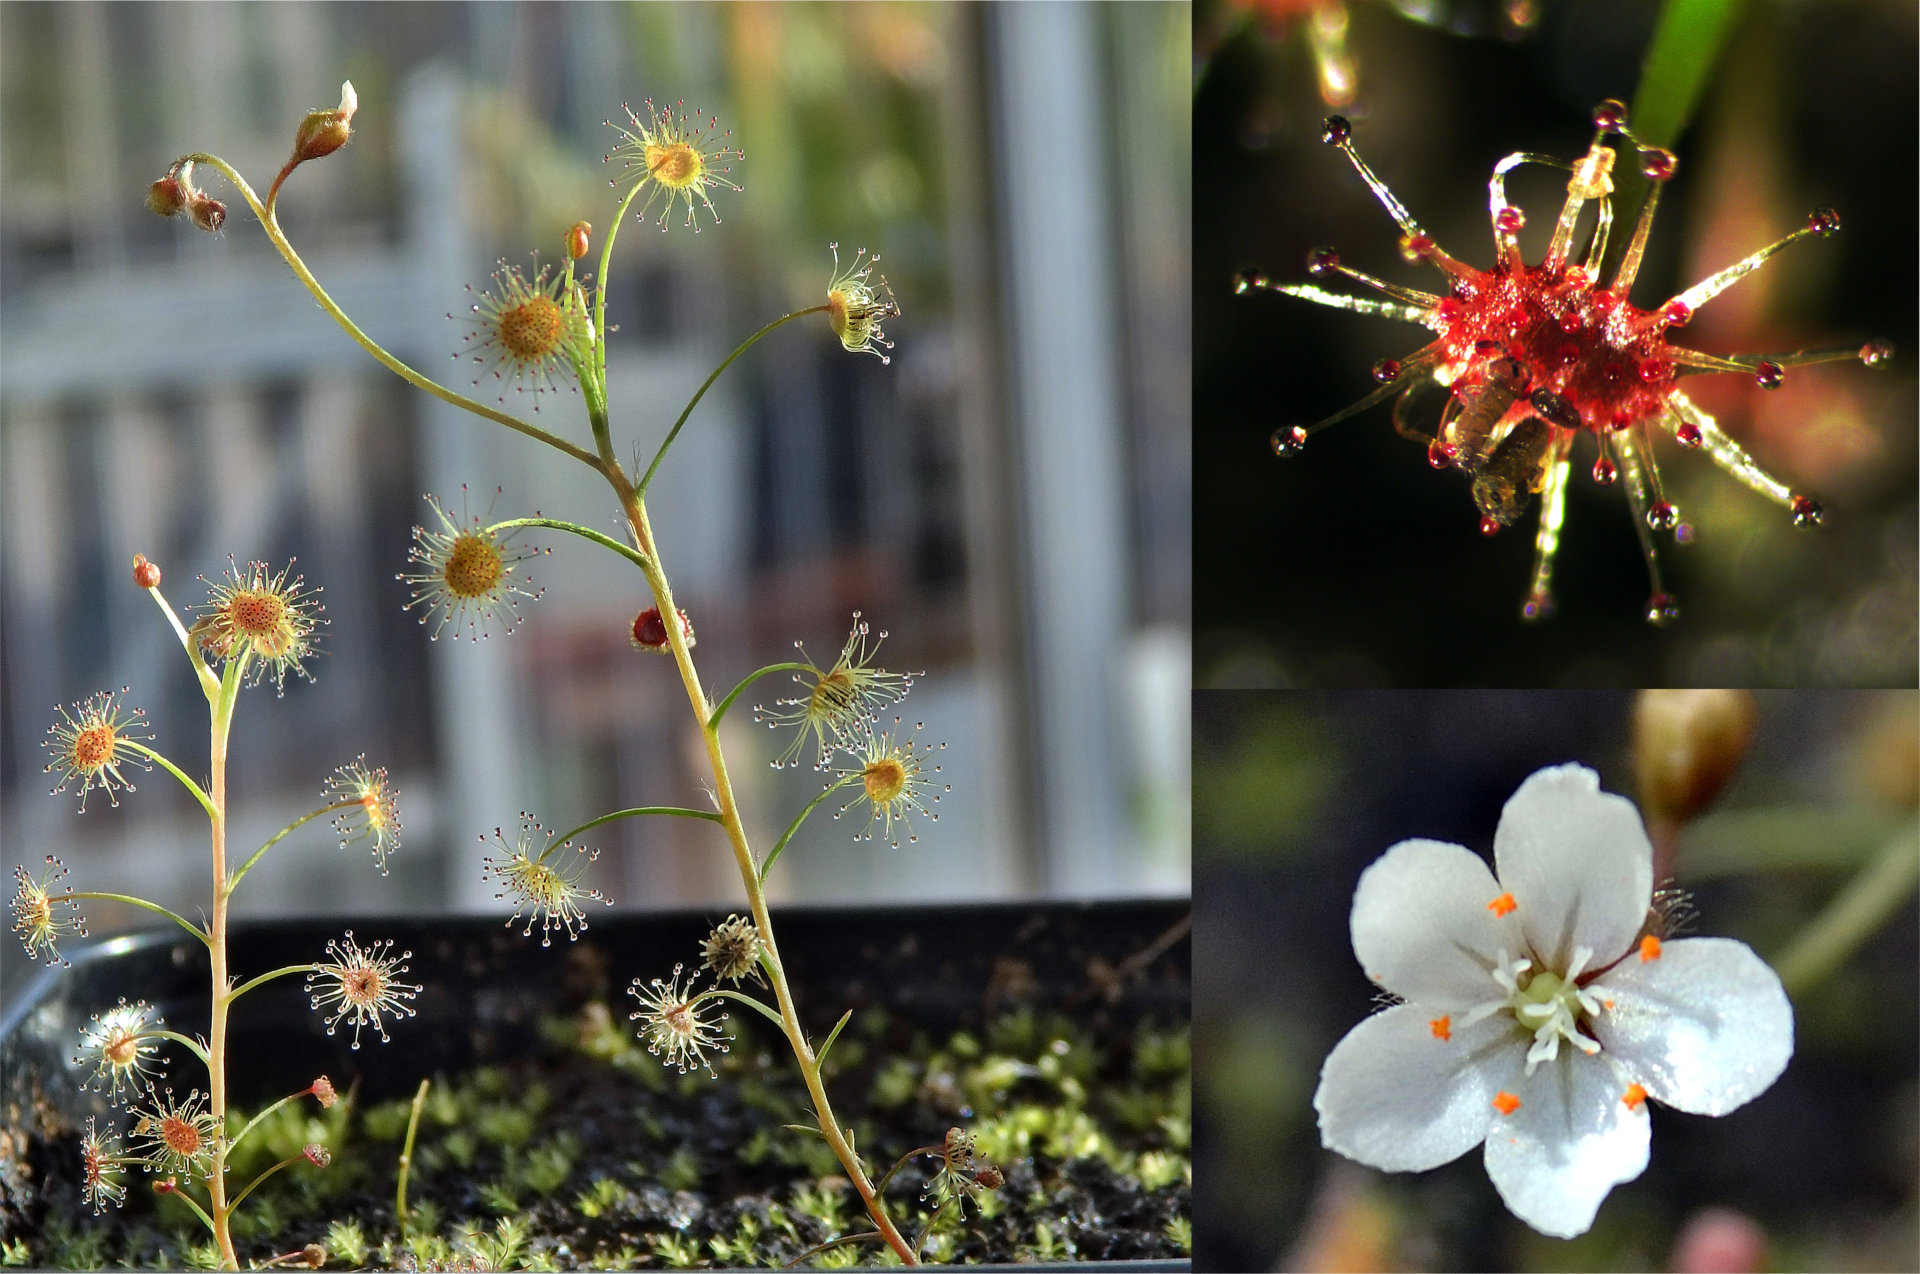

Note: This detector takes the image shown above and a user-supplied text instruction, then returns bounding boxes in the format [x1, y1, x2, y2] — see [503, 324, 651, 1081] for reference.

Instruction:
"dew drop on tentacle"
[1647, 502, 1680, 532]
[1807, 208, 1842, 236]
[1494, 206, 1525, 235]
[1306, 247, 1341, 277]
[1231, 270, 1269, 295]
[1428, 439, 1457, 470]
[1675, 422, 1703, 448]
[1790, 495, 1825, 528]
[1860, 338, 1895, 367]
[1479, 516, 1502, 537]
[1646, 592, 1681, 626]
[1754, 361, 1784, 390]
[1591, 456, 1618, 485]
[1371, 358, 1402, 383]
[1322, 116, 1352, 146]
[1640, 148, 1677, 182]
[1271, 425, 1308, 458]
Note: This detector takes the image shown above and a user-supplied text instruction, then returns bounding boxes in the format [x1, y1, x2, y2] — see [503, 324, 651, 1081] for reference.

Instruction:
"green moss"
[573, 1176, 626, 1219]
[658, 1143, 700, 1192]
[325, 1218, 369, 1267]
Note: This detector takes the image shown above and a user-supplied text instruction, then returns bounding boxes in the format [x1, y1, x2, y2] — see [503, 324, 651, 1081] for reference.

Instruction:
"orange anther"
[1639, 934, 1662, 962]
[1622, 1083, 1647, 1109]
[1429, 1015, 1452, 1041]
[1487, 892, 1517, 916]
[1602, 999, 1615, 1012]
[1491, 1091, 1521, 1116]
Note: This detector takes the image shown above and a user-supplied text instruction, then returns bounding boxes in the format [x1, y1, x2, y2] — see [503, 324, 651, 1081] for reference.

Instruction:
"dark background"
[1195, 1, 1917, 687]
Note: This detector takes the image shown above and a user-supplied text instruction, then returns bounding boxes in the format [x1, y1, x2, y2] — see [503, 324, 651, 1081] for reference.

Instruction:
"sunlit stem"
[635, 307, 831, 499]
[64, 891, 207, 945]
[396, 1078, 430, 1237]
[1776, 819, 1920, 995]
[1612, 177, 1666, 295]
[1545, 132, 1617, 271]
[142, 585, 218, 698]
[1269, 282, 1436, 327]
[1298, 377, 1416, 441]
[228, 802, 355, 892]
[1579, 196, 1614, 276]
[1669, 224, 1822, 313]
[1524, 430, 1573, 618]
[149, 1029, 212, 1067]
[762, 774, 862, 883]
[487, 516, 649, 571]
[120, 741, 216, 819]
[1611, 424, 1671, 602]
[223, 963, 319, 1008]
[593, 180, 646, 389]
[177, 153, 599, 469]
[1488, 152, 1566, 272]
[1329, 135, 1461, 277]
[1666, 392, 1793, 506]
[709, 987, 787, 1031]
[205, 647, 243, 1269]
[708, 662, 814, 731]
[535, 805, 722, 867]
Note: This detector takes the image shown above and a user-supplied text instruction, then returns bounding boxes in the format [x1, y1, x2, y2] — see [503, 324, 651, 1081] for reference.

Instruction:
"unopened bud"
[309, 1075, 336, 1108]
[631, 606, 695, 653]
[133, 555, 162, 589]
[187, 193, 227, 234]
[303, 1143, 332, 1168]
[567, 221, 592, 260]
[147, 176, 188, 217]
[291, 81, 358, 164]
[972, 1165, 1005, 1190]
[300, 1245, 327, 1269]
[1632, 690, 1756, 827]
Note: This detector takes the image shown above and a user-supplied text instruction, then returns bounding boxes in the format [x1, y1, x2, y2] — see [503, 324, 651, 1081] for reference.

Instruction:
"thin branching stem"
[63, 892, 207, 946]
[121, 742, 216, 819]
[536, 805, 722, 866]
[487, 517, 649, 572]
[708, 662, 813, 731]
[228, 802, 355, 891]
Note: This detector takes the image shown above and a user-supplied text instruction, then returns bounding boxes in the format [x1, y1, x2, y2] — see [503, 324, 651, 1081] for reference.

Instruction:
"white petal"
[1315, 1001, 1524, 1173]
[1589, 936, 1793, 1116]
[1482, 1048, 1650, 1239]
[1493, 765, 1652, 970]
[1350, 839, 1524, 1007]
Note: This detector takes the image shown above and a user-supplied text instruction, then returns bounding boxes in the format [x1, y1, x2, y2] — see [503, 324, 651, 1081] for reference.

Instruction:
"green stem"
[180, 153, 601, 469]
[783, 1232, 885, 1269]
[153, 1029, 213, 1068]
[709, 987, 788, 1032]
[397, 1078, 431, 1238]
[158, 1181, 219, 1235]
[913, 1198, 957, 1262]
[873, 1144, 945, 1201]
[224, 1155, 303, 1217]
[537, 805, 722, 866]
[636, 306, 830, 498]
[121, 742, 216, 819]
[762, 775, 861, 883]
[594, 181, 647, 389]
[488, 516, 649, 572]
[142, 585, 219, 699]
[223, 963, 319, 1007]
[1776, 820, 1919, 996]
[226, 1088, 317, 1158]
[64, 892, 208, 945]
[709, 662, 814, 731]
[228, 803, 355, 892]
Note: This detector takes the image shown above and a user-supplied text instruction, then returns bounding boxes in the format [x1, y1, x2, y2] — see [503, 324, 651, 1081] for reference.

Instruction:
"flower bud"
[631, 606, 695, 653]
[567, 221, 592, 261]
[187, 193, 226, 234]
[1632, 690, 1756, 827]
[302, 1143, 332, 1168]
[291, 81, 358, 164]
[309, 1075, 336, 1108]
[147, 176, 188, 218]
[133, 555, 161, 589]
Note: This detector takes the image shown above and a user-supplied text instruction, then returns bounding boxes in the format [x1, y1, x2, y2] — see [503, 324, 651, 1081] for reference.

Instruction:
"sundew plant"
[13, 551, 411, 1270]
[135, 82, 974, 1264]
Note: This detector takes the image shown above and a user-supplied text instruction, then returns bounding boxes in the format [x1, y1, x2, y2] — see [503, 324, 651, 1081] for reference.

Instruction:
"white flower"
[1313, 764, 1793, 1239]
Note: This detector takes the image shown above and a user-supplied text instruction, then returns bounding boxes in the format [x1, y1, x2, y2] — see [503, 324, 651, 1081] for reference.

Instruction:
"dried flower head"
[1242, 102, 1891, 623]
[309, 1075, 337, 1109]
[628, 964, 729, 1075]
[303, 1143, 333, 1168]
[926, 1127, 1002, 1214]
[399, 487, 547, 640]
[44, 688, 152, 810]
[199, 558, 324, 693]
[831, 719, 948, 847]
[306, 931, 421, 1050]
[130, 1088, 221, 1179]
[700, 914, 765, 986]
[451, 256, 590, 408]
[80, 1117, 133, 1214]
[825, 243, 899, 363]
[482, 815, 612, 947]
[325, 756, 402, 873]
[74, 998, 168, 1103]
[631, 605, 696, 653]
[12, 855, 87, 967]
[604, 99, 743, 231]
[756, 613, 917, 769]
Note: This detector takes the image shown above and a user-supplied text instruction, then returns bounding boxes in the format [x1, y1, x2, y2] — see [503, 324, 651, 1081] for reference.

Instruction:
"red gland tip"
[1371, 358, 1402, 383]
[1646, 592, 1680, 626]
[1494, 206, 1525, 235]
[1640, 148, 1677, 182]
[1398, 232, 1434, 263]
[1675, 422, 1703, 448]
[1807, 208, 1841, 236]
[1591, 100, 1630, 132]
[1521, 590, 1555, 622]
[1321, 116, 1352, 146]
[1591, 456, 1617, 486]
[1647, 502, 1679, 532]
[1754, 361, 1784, 390]
[1271, 425, 1308, 458]
[1660, 299, 1692, 328]
[1231, 269, 1269, 295]
[133, 555, 162, 589]
[1790, 495, 1824, 528]
[1479, 516, 1502, 537]
[1305, 247, 1340, 277]
[1860, 338, 1894, 367]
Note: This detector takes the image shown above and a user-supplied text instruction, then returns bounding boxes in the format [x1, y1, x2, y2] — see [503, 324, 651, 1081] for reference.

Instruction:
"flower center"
[865, 756, 907, 804]
[1494, 947, 1603, 1072]
[345, 968, 379, 1003]
[647, 142, 700, 188]
[443, 533, 505, 597]
[73, 724, 117, 769]
[105, 1031, 138, 1067]
[498, 296, 564, 361]
[811, 669, 858, 716]
[229, 590, 286, 639]
[161, 1116, 200, 1157]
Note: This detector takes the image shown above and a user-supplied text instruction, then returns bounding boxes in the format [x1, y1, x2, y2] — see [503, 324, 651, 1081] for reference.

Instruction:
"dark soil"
[2, 902, 1190, 1269]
